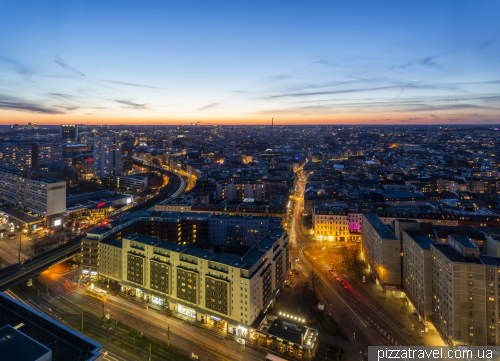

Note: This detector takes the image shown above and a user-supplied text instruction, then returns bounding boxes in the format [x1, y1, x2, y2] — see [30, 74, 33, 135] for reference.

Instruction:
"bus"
[85, 288, 108, 301]
[265, 354, 288, 361]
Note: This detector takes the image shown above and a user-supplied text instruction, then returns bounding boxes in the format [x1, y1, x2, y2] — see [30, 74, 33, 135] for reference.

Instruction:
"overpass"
[0, 235, 85, 291]
[0, 159, 188, 291]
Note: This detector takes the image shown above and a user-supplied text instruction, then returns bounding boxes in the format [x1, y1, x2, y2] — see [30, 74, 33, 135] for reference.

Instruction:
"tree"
[309, 267, 321, 299]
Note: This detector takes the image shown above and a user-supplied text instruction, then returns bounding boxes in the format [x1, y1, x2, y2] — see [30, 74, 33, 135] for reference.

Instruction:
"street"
[290, 172, 425, 353]
[6, 262, 262, 361]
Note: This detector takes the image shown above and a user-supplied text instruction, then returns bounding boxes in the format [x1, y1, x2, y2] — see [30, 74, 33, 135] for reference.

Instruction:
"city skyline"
[1, 0, 499, 125]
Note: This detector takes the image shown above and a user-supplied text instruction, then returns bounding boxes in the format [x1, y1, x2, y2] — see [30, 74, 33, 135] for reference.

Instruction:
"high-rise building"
[60, 124, 79, 140]
[92, 134, 122, 178]
[0, 167, 66, 227]
[0, 143, 38, 170]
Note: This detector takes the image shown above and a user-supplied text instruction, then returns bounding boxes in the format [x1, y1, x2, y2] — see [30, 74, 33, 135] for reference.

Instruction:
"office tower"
[60, 124, 79, 140]
[93, 133, 122, 178]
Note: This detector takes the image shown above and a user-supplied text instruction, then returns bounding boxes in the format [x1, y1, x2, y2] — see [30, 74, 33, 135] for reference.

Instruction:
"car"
[294, 257, 299, 262]
[236, 338, 245, 345]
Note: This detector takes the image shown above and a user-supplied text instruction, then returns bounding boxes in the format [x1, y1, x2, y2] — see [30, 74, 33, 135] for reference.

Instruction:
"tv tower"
[271, 118, 274, 138]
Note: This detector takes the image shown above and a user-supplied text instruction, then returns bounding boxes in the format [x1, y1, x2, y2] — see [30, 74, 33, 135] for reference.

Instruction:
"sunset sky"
[0, 0, 499, 125]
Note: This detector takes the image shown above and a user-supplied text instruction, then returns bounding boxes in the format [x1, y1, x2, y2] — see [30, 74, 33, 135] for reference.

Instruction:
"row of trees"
[339, 245, 366, 278]
[28, 230, 67, 257]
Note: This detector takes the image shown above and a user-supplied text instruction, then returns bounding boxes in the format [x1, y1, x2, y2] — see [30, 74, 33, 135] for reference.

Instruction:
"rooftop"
[363, 213, 398, 240]
[449, 235, 478, 249]
[404, 230, 434, 250]
[0, 325, 51, 361]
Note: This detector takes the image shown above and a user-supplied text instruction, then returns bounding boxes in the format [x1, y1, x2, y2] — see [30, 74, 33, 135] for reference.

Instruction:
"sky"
[0, 0, 499, 125]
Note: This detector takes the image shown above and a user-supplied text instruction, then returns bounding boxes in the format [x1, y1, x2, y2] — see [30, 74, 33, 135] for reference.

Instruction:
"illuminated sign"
[210, 315, 221, 322]
[53, 219, 62, 226]
[97, 202, 106, 207]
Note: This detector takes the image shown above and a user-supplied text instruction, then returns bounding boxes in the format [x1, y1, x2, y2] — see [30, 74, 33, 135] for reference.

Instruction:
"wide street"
[290, 172, 426, 353]
[6, 262, 262, 361]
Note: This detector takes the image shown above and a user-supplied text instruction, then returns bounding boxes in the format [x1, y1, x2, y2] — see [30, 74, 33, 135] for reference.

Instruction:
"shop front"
[209, 315, 227, 330]
[177, 304, 196, 319]
[151, 295, 167, 308]
[121, 286, 146, 299]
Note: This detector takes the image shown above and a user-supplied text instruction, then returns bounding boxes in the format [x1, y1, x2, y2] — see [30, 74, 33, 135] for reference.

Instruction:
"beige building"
[99, 228, 290, 338]
[402, 230, 434, 322]
[361, 213, 401, 290]
[431, 235, 500, 346]
[0, 166, 66, 227]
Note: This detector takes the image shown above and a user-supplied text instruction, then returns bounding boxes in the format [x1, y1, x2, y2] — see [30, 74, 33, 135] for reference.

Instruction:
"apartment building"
[431, 237, 493, 346]
[155, 197, 194, 212]
[98, 228, 290, 338]
[312, 205, 373, 242]
[113, 175, 148, 191]
[82, 211, 282, 275]
[0, 143, 38, 170]
[361, 213, 401, 290]
[99, 239, 122, 281]
[209, 214, 282, 246]
[402, 230, 434, 322]
[313, 206, 349, 242]
[93, 134, 123, 178]
[0, 167, 66, 228]
[38, 143, 63, 165]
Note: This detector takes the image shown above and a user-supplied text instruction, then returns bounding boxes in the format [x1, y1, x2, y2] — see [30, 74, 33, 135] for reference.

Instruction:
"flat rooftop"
[449, 235, 478, 249]
[0, 207, 44, 225]
[404, 230, 434, 250]
[432, 243, 482, 264]
[0, 293, 102, 361]
[0, 325, 51, 361]
[364, 213, 397, 240]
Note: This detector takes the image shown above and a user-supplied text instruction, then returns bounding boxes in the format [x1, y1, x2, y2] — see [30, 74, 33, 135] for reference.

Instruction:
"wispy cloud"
[0, 94, 65, 114]
[54, 56, 85, 77]
[100, 79, 162, 89]
[112, 99, 148, 109]
[420, 56, 439, 67]
[198, 103, 220, 111]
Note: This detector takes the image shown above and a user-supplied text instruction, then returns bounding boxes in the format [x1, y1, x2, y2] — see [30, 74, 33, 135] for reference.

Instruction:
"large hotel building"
[83, 210, 290, 337]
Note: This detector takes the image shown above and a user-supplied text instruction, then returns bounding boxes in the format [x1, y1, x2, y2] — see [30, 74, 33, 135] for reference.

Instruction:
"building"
[98, 239, 122, 281]
[93, 134, 123, 178]
[113, 175, 148, 191]
[60, 124, 79, 140]
[313, 206, 349, 243]
[38, 143, 63, 165]
[99, 228, 290, 338]
[82, 210, 283, 278]
[0, 167, 66, 228]
[66, 190, 133, 213]
[402, 230, 434, 322]
[361, 213, 401, 290]
[431, 238, 498, 346]
[0, 293, 103, 361]
[0, 143, 38, 170]
[209, 214, 282, 246]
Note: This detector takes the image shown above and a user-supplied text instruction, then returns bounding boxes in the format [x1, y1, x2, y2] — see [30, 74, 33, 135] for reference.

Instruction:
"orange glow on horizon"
[0, 110, 494, 126]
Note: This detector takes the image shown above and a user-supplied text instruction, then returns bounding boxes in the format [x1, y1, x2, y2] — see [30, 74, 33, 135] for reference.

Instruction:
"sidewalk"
[104, 288, 263, 360]
[344, 270, 446, 347]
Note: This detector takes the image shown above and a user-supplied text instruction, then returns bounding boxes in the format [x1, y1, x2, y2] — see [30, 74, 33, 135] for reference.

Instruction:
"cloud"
[111, 99, 148, 109]
[0, 94, 65, 114]
[420, 56, 438, 67]
[100, 79, 162, 89]
[265, 84, 450, 100]
[479, 40, 494, 49]
[54, 56, 85, 77]
[49, 93, 75, 100]
[482, 119, 499, 122]
[198, 103, 220, 111]
[389, 62, 412, 70]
